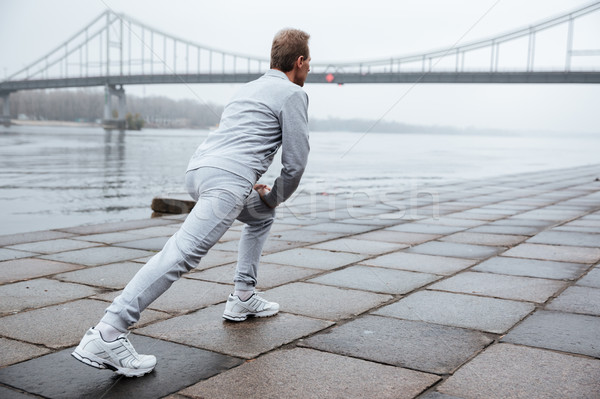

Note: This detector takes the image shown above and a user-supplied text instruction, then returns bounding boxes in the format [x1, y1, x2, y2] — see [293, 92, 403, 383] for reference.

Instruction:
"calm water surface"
[1, 125, 598, 234]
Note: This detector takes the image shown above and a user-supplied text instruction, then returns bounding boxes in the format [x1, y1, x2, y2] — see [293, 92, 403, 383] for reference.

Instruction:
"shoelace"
[251, 292, 273, 308]
[118, 332, 140, 360]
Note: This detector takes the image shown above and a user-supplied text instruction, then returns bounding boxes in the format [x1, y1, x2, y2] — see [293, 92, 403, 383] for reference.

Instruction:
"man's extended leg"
[223, 189, 277, 321]
[72, 168, 252, 375]
[101, 168, 251, 331]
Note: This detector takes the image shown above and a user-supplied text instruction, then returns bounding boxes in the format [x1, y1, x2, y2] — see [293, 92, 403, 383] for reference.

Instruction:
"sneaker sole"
[222, 309, 279, 322]
[71, 349, 155, 377]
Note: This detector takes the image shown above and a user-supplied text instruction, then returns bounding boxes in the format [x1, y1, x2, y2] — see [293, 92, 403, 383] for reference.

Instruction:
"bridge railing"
[5, 10, 271, 83]
[310, 1, 600, 75]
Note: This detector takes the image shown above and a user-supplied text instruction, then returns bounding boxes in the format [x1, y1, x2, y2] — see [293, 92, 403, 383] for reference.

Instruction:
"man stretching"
[72, 28, 311, 377]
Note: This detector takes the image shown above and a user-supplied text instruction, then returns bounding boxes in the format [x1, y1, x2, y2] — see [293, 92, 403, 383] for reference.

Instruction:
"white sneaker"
[222, 292, 280, 321]
[71, 328, 157, 377]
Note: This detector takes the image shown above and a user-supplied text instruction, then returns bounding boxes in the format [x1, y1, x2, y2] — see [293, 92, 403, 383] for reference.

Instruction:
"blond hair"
[270, 28, 310, 72]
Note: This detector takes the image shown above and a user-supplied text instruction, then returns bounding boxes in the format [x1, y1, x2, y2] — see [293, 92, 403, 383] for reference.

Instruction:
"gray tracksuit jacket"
[187, 69, 310, 208]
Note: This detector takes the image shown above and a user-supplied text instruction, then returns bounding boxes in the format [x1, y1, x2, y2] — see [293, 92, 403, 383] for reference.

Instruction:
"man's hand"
[254, 184, 276, 208]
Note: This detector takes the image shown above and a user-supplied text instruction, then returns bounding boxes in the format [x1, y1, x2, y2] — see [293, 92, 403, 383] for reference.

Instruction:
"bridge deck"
[1, 71, 599, 92]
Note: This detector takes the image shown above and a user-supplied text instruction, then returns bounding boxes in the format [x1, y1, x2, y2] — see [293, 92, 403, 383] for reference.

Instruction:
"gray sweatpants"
[101, 167, 275, 332]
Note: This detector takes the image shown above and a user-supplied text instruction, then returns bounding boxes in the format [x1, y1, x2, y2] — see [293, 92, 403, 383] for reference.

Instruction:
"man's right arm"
[262, 90, 310, 208]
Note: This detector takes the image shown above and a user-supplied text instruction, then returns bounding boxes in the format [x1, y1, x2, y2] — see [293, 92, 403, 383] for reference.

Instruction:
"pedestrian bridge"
[1, 2, 599, 126]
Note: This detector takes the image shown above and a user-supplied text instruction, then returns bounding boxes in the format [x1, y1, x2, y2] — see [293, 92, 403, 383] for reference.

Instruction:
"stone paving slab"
[181, 347, 440, 399]
[438, 343, 600, 399]
[0, 337, 51, 368]
[93, 278, 231, 315]
[554, 225, 600, 234]
[301, 222, 379, 235]
[0, 385, 34, 398]
[130, 254, 155, 263]
[0, 230, 73, 247]
[269, 229, 344, 244]
[261, 248, 366, 270]
[403, 207, 440, 220]
[562, 218, 600, 227]
[0, 278, 101, 315]
[472, 206, 524, 215]
[302, 315, 492, 374]
[57, 217, 176, 235]
[362, 252, 476, 275]
[527, 230, 600, 247]
[136, 304, 332, 359]
[0, 299, 169, 348]
[545, 285, 600, 316]
[275, 215, 329, 226]
[374, 290, 534, 334]
[259, 239, 312, 254]
[0, 248, 38, 262]
[513, 208, 587, 221]
[577, 266, 600, 288]
[133, 250, 234, 269]
[0, 258, 84, 284]
[419, 392, 464, 399]
[40, 246, 155, 267]
[440, 232, 527, 247]
[217, 229, 243, 242]
[314, 210, 388, 222]
[354, 230, 441, 245]
[185, 262, 320, 289]
[491, 217, 556, 227]
[53, 261, 143, 289]
[0, 334, 242, 399]
[7, 239, 99, 254]
[472, 256, 588, 280]
[268, 222, 304, 233]
[309, 265, 440, 295]
[416, 217, 487, 228]
[502, 243, 600, 264]
[72, 231, 148, 244]
[445, 211, 507, 221]
[502, 310, 600, 358]
[429, 271, 566, 303]
[337, 216, 401, 227]
[467, 224, 543, 236]
[195, 249, 241, 269]
[309, 237, 407, 255]
[214, 238, 311, 254]
[114, 236, 170, 251]
[407, 241, 505, 260]
[509, 198, 554, 207]
[125, 224, 181, 237]
[265, 282, 392, 320]
[387, 223, 466, 235]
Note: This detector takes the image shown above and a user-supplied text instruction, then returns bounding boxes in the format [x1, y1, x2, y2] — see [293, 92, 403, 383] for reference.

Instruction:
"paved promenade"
[1, 164, 599, 398]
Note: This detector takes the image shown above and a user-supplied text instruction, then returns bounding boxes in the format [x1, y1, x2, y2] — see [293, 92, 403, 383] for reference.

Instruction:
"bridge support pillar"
[103, 83, 126, 130]
[0, 92, 10, 127]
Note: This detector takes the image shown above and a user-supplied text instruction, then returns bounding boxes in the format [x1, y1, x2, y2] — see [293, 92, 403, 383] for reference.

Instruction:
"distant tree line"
[8, 89, 223, 129]
[10, 89, 104, 122]
[7, 88, 482, 135]
[308, 117, 463, 135]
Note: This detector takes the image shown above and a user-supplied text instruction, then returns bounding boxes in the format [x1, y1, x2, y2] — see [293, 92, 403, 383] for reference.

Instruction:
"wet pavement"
[0, 164, 599, 398]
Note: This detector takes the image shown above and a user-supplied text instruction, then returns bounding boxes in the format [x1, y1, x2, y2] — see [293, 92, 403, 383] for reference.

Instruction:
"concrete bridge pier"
[103, 84, 126, 130]
[0, 92, 10, 127]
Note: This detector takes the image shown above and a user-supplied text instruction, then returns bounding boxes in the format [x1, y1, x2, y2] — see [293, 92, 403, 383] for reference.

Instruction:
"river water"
[1, 125, 598, 235]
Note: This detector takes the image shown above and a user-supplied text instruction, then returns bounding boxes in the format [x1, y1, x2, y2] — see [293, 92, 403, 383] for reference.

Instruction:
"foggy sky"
[1, 0, 599, 133]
